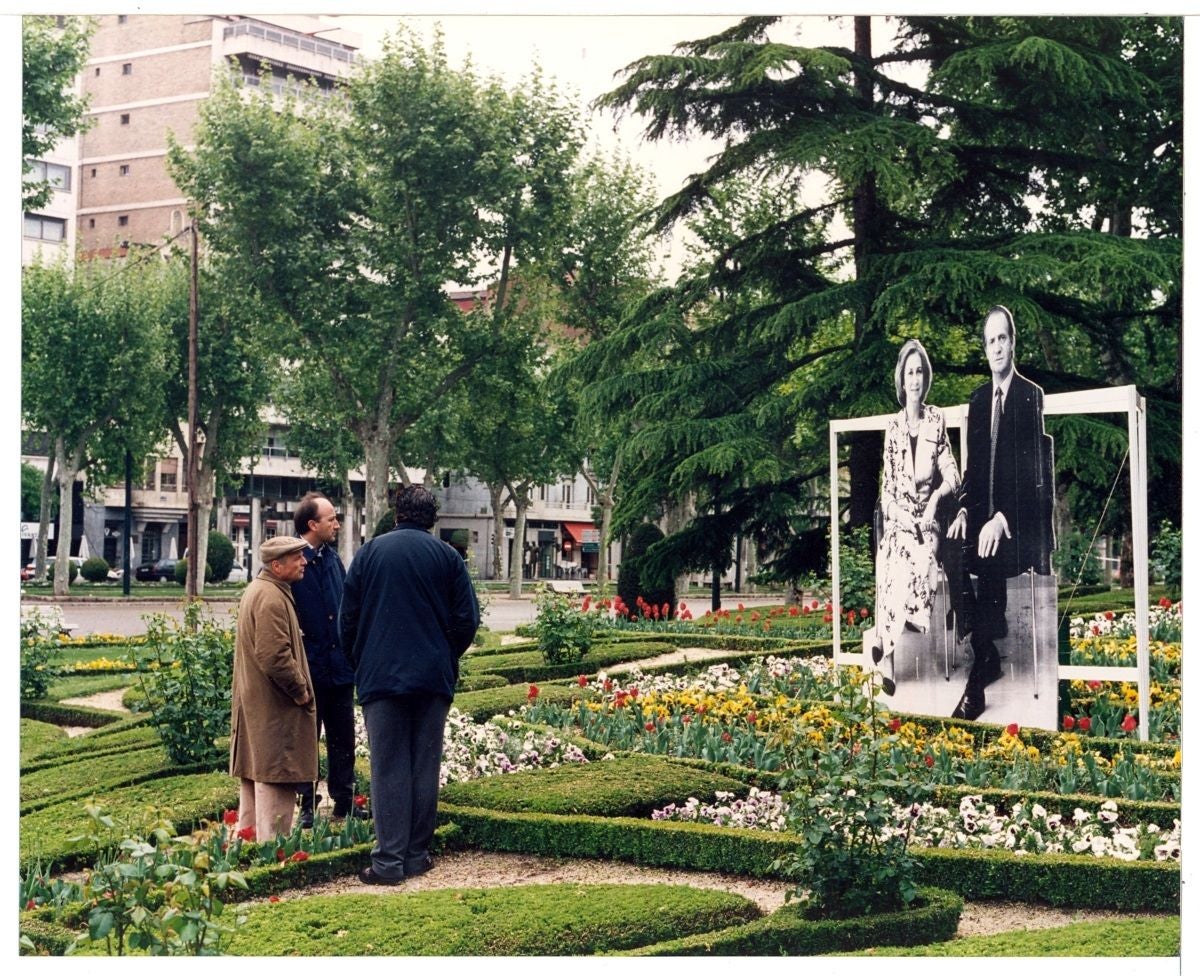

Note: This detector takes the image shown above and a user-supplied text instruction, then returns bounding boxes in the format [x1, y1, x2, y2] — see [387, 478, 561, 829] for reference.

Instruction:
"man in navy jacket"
[340, 484, 479, 884]
[291, 492, 359, 826]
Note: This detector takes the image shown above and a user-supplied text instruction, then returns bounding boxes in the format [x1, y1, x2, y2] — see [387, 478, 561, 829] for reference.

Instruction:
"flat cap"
[260, 536, 307, 564]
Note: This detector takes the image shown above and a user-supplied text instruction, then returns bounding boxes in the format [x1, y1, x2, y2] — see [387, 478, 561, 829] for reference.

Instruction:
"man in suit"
[947, 305, 1054, 721]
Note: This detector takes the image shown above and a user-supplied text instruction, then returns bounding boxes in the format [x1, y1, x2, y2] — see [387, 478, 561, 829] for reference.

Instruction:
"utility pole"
[186, 221, 200, 602]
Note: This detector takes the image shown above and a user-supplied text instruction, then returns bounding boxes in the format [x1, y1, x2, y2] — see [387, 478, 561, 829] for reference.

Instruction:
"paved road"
[24, 593, 779, 638]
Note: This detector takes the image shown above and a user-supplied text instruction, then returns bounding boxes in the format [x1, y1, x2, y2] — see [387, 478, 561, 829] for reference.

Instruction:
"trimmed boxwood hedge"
[465, 641, 676, 684]
[852, 914, 1180, 957]
[19, 772, 238, 872]
[21, 743, 172, 805]
[621, 885, 963, 956]
[452, 681, 586, 722]
[19, 719, 67, 765]
[439, 804, 1179, 912]
[19, 700, 125, 729]
[455, 672, 508, 692]
[440, 756, 749, 817]
[21, 722, 160, 773]
[226, 884, 762, 956]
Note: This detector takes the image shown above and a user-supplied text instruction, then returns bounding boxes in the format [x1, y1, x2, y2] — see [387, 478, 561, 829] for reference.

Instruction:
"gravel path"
[261, 850, 1166, 939]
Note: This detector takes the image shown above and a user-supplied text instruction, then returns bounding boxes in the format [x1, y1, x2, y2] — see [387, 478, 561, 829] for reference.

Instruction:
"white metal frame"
[829, 385, 1151, 741]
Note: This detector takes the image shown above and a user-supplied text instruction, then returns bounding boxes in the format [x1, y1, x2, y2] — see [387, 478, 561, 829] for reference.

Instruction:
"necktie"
[988, 386, 1002, 515]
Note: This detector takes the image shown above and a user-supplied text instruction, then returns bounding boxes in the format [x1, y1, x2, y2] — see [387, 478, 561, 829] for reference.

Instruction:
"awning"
[561, 522, 593, 544]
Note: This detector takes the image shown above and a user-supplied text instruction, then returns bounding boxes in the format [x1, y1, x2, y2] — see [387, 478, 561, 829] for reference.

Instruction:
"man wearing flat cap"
[230, 535, 318, 840]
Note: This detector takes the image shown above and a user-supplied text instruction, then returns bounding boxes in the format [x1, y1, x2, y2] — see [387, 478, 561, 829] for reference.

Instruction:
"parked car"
[225, 563, 248, 583]
[135, 557, 178, 582]
[21, 556, 82, 582]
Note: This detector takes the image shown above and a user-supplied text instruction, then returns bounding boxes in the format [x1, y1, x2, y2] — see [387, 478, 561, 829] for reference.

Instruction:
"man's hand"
[976, 514, 1011, 559]
[947, 509, 967, 540]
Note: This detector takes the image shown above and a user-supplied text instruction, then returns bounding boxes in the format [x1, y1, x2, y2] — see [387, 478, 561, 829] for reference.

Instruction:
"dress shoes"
[404, 855, 435, 879]
[333, 804, 371, 821]
[880, 676, 896, 697]
[358, 866, 403, 886]
[950, 686, 986, 721]
[871, 643, 884, 665]
[298, 811, 314, 830]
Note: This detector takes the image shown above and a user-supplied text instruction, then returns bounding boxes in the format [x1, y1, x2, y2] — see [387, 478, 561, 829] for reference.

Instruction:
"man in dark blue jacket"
[291, 492, 359, 827]
[340, 485, 479, 885]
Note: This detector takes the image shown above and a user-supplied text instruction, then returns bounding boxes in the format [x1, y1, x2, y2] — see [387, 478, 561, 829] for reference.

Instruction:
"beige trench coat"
[229, 571, 318, 784]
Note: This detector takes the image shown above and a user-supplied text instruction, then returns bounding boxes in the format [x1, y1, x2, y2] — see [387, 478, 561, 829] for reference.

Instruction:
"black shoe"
[333, 805, 371, 821]
[298, 811, 314, 830]
[358, 866, 403, 886]
[871, 643, 884, 665]
[950, 687, 986, 721]
[404, 855, 434, 879]
[903, 620, 924, 633]
[881, 676, 896, 696]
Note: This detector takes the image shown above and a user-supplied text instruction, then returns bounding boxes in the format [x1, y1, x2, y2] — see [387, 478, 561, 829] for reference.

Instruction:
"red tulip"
[889, 718, 901, 733]
[860, 608, 870, 619]
[289, 850, 310, 863]
[644, 722, 655, 732]
[1078, 716, 1092, 732]
[789, 606, 799, 617]
[527, 684, 539, 700]
[577, 674, 588, 687]
[1104, 610, 1114, 620]
[1159, 596, 1172, 608]
[1121, 714, 1137, 732]
[223, 809, 238, 826]
[275, 848, 287, 861]
[1062, 714, 1075, 730]
[1005, 723, 1020, 736]
[25, 899, 35, 911]
[269, 895, 281, 903]
[924, 754, 934, 767]
[237, 826, 256, 841]
[721, 731, 732, 742]
[747, 711, 757, 725]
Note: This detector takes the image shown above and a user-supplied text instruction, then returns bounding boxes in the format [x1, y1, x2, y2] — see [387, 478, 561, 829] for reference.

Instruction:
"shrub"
[1055, 529, 1105, 587]
[532, 587, 598, 665]
[80, 557, 111, 583]
[19, 611, 61, 700]
[617, 522, 675, 616]
[173, 557, 215, 585]
[373, 509, 395, 538]
[771, 672, 930, 918]
[132, 604, 232, 765]
[836, 523, 876, 623]
[1151, 520, 1181, 598]
[206, 531, 235, 582]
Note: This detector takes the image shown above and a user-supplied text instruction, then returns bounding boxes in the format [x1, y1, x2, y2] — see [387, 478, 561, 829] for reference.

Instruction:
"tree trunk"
[509, 491, 529, 599]
[339, 469, 356, 566]
[597, 491, 614, 585]
[1118, 530, 1134, 588]
[53, 440, 82, 598]
[34, 446, 58, 583]
[488, 482, 505, 580]
[362, 433, 391, 538]
[663, 494, 691, 604]
[190, 466, 216, 597]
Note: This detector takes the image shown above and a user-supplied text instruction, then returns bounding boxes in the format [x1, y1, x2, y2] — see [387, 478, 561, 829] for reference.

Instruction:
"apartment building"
[76, 12, 361, 255]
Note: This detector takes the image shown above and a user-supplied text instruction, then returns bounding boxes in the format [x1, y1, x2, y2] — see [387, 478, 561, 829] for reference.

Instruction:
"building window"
[90, 167, 96, 177]
[562, 483, 573, 505]
[120, 113, 130, 125]
[117, 15, 128, 24]
[88, 218, 95, 228]
[262, 434, 288, 457]
[538, 485, 546, 502]
[25, 159, 71, 191]
[119, 164, 130, 176]
[94, 66, 100, 76]
[586, 485, 596, 506]
[23, 214, 66, 242]
[117, 215, 129, 227]
[122, 62, 132, 75]
[159, 459, 178, 492]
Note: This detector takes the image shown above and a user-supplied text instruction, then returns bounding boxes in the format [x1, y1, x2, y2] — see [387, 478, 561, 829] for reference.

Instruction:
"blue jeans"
[362, 693, 451, 879]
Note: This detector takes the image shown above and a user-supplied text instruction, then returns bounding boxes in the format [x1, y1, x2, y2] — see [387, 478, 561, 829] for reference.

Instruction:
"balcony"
[220, 20, 357, 78]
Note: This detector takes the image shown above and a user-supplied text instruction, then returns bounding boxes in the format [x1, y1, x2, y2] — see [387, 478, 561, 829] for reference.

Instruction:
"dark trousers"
[298, 683, 357, 815]
[362, 693, 451, 879]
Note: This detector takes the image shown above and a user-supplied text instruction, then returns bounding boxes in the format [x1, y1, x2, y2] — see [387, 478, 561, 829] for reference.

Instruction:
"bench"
[547, 580, 587, 595]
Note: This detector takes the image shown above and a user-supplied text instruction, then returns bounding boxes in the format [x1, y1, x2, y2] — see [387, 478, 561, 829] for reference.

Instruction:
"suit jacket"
[290, 541, 354, 687]
[962, 370, 1054, 578]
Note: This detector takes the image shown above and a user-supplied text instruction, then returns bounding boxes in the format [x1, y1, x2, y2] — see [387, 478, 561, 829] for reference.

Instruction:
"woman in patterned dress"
[872, 339, 962, 695]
